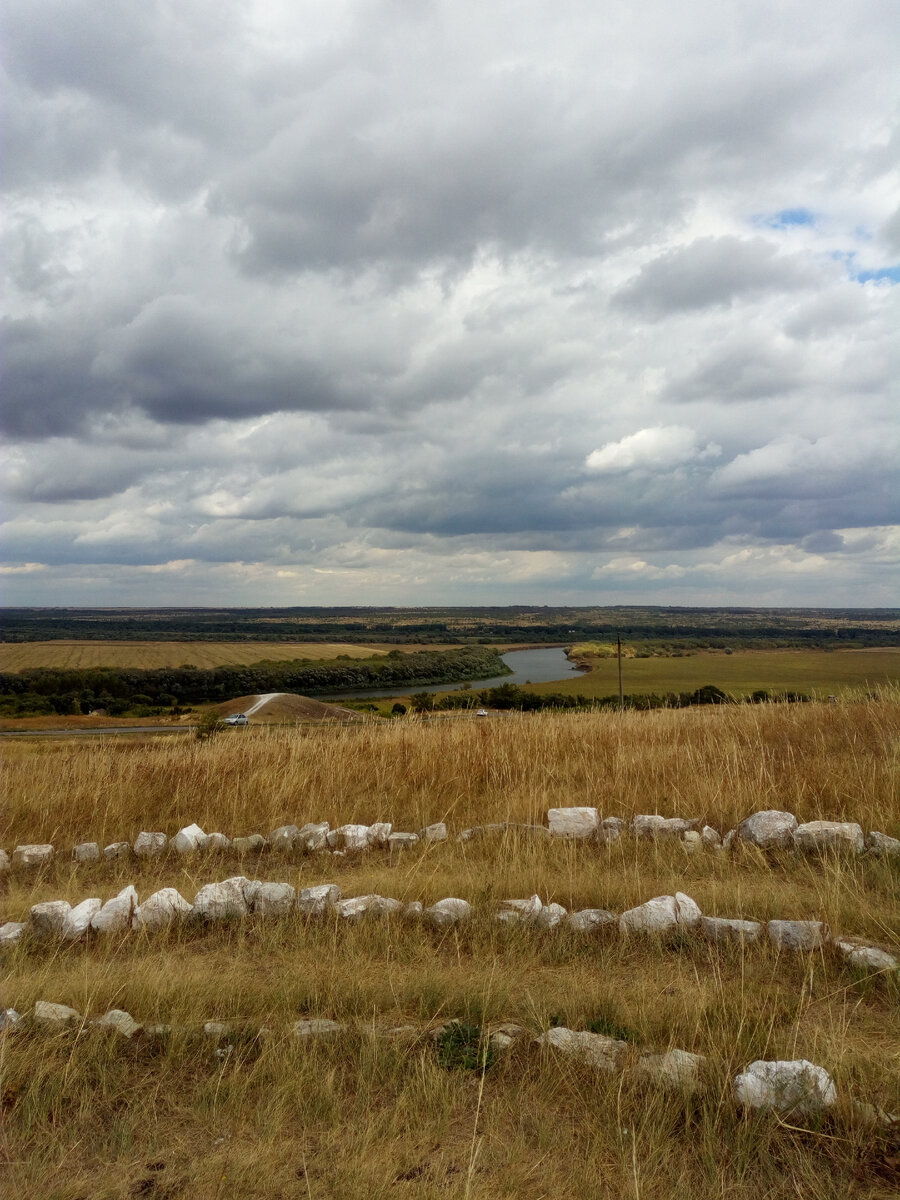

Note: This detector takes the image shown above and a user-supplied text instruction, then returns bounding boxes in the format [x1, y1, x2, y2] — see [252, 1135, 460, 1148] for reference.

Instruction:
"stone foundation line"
[0, 1004, 894, 1129]
[4, 807, 900, 874]
[2, 875, 897, 974]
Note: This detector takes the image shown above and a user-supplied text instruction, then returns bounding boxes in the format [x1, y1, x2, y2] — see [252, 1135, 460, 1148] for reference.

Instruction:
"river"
[325, 646, 586, 700]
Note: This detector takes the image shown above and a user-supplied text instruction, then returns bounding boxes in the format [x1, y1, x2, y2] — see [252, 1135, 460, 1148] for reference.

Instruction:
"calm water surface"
[327, 646, 585, 700]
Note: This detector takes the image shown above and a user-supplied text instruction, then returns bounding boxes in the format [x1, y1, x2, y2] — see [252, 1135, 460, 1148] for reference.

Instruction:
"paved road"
[241, 692, 285, 716]
[0, 724, 197, 737]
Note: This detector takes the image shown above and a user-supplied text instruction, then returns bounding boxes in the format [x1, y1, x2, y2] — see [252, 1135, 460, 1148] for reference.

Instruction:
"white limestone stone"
[366, 822, 393, 847]
[632, 815, 697, 840]
[0, 921, 26, 945]
[95, 1009, 142, 1037]
[232, 834, 267, 854]
[34, 1000, 81, 1027]
[0, 849, 9, 872]
[29, 900, 72, 938]
[62, 898, 102, 940]
[73, 842, 101, 863]
[832, 939, 898, 972]
[633, 1049, 706, 1093]
[326, 824, 370, 851]
[193, 877, 252, 921]
[534, 902, 567, 929]
[0, 1009, 22, 1032]
[292, 1018, 342, 1037]
[269, 825, 301, 851]
[91, 886, 139, 934]
[681, 830, 702, 852]
[173, 824, 208, 854]
[134, 887, 192, 931]
[735, 810, 797, 849]
[700, 916, 762, 945]
[768, 920, 829, 951]
[133, 831, 167, 859]
[793, 821, 864, 855]
[335, 895, 380, 920]
[368, 895, 404, 916]
[565, 909, 618, 933]
[104, 841, 131, 859]
[701, 826, 721, 847]
[733, 1059, 837, 1115]
[297, 822, 330, 850]
[547, 807, 599, 838]
[619, 895, 678, 934]
[423, 897, 471, 928]
[388, 832, 420, 849]
[252, 881, 296, 916]
[296, 883, 341, 915]
[13, 844, 54, 867]
[403, 900, 424, 920]
[204, 1021, 231, 1038]
[205, 832, 230, 851]
[674, 892, 702, 928]
[599, 816, 624, 842]
[866, 831, 900, 857]
[420, 822, 448, 843]
[721, 829, 736, 850]
[500, 895, 543, 921]
[535, 1026, 627, 1073]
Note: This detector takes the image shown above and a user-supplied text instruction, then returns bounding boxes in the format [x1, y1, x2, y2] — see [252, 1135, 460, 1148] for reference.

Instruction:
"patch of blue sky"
[753, 207, 816, 229]
[855, 265, 900, 285]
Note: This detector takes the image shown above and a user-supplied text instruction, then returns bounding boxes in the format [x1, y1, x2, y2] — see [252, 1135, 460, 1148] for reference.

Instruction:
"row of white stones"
[5, 808, 900, 871]
[3, 881, 897, 974]
[0, 1004, 892, 1127]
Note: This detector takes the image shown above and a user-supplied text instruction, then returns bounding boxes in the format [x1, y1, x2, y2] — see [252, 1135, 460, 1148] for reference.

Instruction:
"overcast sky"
[2, 0, 898, 608]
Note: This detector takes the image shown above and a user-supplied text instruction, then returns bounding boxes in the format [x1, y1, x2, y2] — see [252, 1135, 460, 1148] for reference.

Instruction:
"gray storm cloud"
[1, 0, 898, 605]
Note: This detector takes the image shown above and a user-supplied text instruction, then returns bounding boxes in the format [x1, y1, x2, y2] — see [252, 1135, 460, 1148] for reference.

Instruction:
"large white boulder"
[133, 831, 167, 859]
[13, 844, 54, 867]
[633, 1049, 706, 1093]
[33, 1000, 81, 1027]
[547, 807, 599, 839]
[193, 877, 253, 921]
[733, 1059, 836, 1115]
[793, 821, 864, 855]
[91, 886, 139, 934]
[535, 1026, 627, 1073]
[866, 831, 900, 857]
[30, 900, 72, 938]
[173, 824, 208, 854]
[73, 842, 101, 863]
[62, 898, 102, 940]
[296, 883, 341, 914]
[735, 810, 797, 849]
[632, 815, 697, 840]
[252, 881, 296, 916]
[700, 916, 762, 945]
[134, 887, 192, 931]
[326, 824, 370, 851]
[768, 920, 829, 951]
[423, 898, 471, 928]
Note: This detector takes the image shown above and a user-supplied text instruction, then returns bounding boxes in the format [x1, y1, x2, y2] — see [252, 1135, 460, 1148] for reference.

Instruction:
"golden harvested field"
[535, 646, 900, 698]
[0, 639, 387, 672]
[3, 698, 900, 1199]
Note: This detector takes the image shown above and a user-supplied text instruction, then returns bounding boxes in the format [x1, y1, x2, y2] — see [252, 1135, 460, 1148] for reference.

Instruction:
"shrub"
[435, 1021, 495, 1073]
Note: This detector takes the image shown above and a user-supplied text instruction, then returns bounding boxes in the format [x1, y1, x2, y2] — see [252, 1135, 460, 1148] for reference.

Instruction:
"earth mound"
[215, 693, 362, 723]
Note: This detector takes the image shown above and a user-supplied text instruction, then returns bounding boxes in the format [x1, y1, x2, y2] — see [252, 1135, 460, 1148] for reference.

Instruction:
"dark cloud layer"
[2, 0, 898, 605]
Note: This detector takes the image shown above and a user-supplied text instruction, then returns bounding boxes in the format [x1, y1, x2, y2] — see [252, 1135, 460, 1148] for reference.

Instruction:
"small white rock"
[793, 820, 864, 855]
[768, 920, 829, 951]
[252, 881, 296, 916]
[388, 832, 419, 849]
[0, 849, 9, 873]
[296, 883, 341, 915]
[674, 892, 702, 928]
[13, 843, 54, 867]
[103, 841, 131, 860]
[29, 900, 72, 938]
[205, 832, 231, 851]
[0, 921, 27, 945]
[133, 831, 167, 859]
[733, 1059, 836, 1115]
[736, 810, 797, 849]
[204, 1021, 231, 1039]
[547, 807, 599, 839]
[403, 900, 424, 920]
[134, 887, 192, 931]
[681, 830, 702, 852]
[423, 897, 471, 928]
[599, 816, 624, 842]
[91, 886, 139, 934]
[832, 939, 898, 973]
[326, 824, 370, 851]
[866, 831, 900, 857]
[268, 824, 301, 851]
[632, 815, 697, 840]
[173, 823, 208, 854]
[62, 898, 102, 940]
[0, 1009, 22, 1032]
[565, 909, 617, 932]
[34, 1000, 81, 1027]
[366, 822, 393, 847]
[95, 1009, 141, 1038]
[297, 822, 330, 850]
[535, 1026, 627, 1073]
[419, 822, 448, 843]
[73, 842, 101, 863]
[193, 877, 252, 921]
[633, 1048, 706, 1093]
[701, 826, 721, 847]
[231, 834, 267, 854]
[619, 895, 679, 934]
[700, 916, 762, 945]
[292, 1018, 342, 1037]
[534, 902, 567, 929]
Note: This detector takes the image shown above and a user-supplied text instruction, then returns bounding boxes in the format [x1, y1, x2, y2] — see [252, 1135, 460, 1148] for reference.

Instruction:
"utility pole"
[617, 634, 624, 710]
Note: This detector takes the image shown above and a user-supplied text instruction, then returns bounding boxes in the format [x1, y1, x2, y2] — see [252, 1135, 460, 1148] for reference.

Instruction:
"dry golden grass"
[0, 640, 387, 672]
[2, 699, 900, 1198]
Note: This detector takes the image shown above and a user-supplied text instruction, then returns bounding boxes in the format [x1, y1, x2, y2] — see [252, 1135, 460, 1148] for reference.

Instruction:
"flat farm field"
[0, 640, 387, 672]
[533, 646, 900, 698]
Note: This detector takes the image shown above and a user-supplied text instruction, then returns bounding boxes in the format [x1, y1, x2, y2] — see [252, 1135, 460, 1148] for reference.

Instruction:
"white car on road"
[224, 713, 249, 726]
